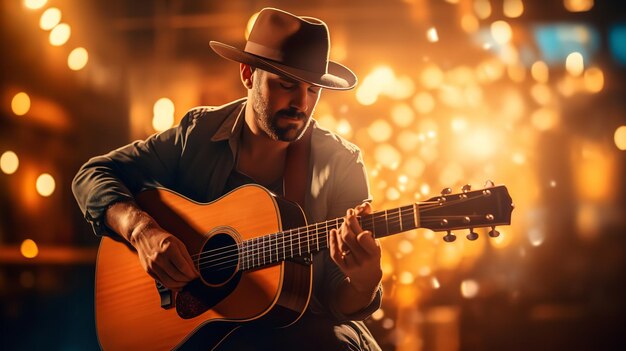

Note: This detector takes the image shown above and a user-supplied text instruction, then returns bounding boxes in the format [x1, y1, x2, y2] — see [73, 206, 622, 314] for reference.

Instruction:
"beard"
[251, 80, 312, 142]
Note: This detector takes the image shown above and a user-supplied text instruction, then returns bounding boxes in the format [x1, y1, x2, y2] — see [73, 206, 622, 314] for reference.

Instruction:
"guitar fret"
[385, 210, 389, 238]
[256, 237, 260, 268]
[241, 241, 246, 270]
[281, 232, 285, 261]
[298, 227, 302, 256]
[315, 223, 320, 252]
[306, 226, 310, 254]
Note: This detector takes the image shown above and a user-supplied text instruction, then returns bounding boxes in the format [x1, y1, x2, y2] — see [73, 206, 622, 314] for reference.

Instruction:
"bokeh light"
[39, 7, 61, 30]
[614, 125, 626, 151]
[1, 151, 20, 174]
[152, 98, 175, 132]
[49, 23, 71, 46]
[36, 173, 56, 197]
[24, 0, 47, 10]
[68, 47, 89, 71]
[20, 239, 39, 259]
[11, 92, 31, 116]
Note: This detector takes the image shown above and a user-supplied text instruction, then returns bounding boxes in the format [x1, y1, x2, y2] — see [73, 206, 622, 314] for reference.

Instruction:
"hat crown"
[244, 8, 330, 74]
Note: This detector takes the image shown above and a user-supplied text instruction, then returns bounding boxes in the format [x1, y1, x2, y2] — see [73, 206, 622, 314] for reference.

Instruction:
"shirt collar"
[210, 98, 247, 142]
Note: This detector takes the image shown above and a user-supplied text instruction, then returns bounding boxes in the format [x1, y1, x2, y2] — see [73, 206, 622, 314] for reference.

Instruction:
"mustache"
[276, 108, 307, 120]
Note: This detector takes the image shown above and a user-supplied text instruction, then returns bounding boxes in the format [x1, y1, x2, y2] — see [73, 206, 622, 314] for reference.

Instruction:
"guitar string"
[195, 214, 490, 272]
[190, 194, 495, 271]
[188, 203, 431, 261]
[188, 200, 441, 259]
[189, 197, 465, 262]
[192, 204, 437, 265]
[201, 215, 492, 273]
[190, 192, 491, 267]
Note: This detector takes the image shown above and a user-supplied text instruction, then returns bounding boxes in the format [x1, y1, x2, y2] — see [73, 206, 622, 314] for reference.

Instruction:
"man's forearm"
[105, 201, 156, 245]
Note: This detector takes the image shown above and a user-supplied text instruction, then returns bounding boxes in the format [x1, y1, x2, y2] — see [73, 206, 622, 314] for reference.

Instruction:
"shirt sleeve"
[322, 148, 383, 321]
[71, 110, 194, 237]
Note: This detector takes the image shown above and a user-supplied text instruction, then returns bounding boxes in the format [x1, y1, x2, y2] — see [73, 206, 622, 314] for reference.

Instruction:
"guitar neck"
[239, 204, 420, 270]
[238, 184, 512, 271]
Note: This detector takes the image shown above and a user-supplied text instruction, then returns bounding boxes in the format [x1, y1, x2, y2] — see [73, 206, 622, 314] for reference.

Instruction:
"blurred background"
[1, 0, 625, 350]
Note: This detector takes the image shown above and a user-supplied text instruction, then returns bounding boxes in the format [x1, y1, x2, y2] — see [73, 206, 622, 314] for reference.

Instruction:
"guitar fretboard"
[239, 204, 419, 270]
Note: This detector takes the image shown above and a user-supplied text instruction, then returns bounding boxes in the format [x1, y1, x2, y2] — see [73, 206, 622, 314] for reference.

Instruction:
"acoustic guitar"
[95, 183, 513, 350]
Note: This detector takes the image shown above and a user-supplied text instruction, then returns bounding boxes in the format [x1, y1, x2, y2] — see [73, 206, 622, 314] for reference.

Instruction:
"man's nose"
[290, 87, 308, 113]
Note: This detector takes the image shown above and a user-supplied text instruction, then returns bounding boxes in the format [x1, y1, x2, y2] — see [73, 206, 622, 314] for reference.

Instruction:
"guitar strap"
[283, 121, 313, 208]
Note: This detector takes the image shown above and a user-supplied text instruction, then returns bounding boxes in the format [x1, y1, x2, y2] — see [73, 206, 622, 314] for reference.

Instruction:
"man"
[73, 7, 383, 350]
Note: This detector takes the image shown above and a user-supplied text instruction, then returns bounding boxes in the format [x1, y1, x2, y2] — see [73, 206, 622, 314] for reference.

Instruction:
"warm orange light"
[24, 0, 47, 10]
[420, 64, 443, 89]
[412, 92, 435, 114]
[491, 21, 513, 44]
[461, 14, 479, 33]
[374, 144, 401, 170]
[615, 126, 626, 151]
[152, 98, 175, 132]
[503, 0, 524, 17]
[11, 92, 31, 116]
[531, 61, 549, 83]
[49, 23, 71, 46]
[473, 0, 492, 19]
[565, 52, 584, 76]
[390, 103, 414, 127]
[426, 27, 439, 42]
[1, 151, 19, 174]
[68, 47, 89, 71]
[39, 7, 61, 30]
[368, 119, 393, 143]
[461, 279, 479, 298]
[584, 67, 604, 93]
[36, 173, 56, 197]
[564, 0, 594, 12]
[20, 239, 39, 258]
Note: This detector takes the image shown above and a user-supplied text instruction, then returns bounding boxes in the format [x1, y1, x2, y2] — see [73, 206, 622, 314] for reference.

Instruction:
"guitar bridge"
[155, 281, 174, 309]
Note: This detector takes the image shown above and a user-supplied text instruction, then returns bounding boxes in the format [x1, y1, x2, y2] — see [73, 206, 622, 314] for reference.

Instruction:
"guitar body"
[95, 185, 312, 350]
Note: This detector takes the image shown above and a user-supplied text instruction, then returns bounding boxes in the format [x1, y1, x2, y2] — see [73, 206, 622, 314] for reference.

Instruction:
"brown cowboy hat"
[209, 8, 357, 90]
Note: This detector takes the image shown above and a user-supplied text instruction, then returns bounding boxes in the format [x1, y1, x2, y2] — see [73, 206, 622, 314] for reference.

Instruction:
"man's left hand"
[329, 203, 383, 294]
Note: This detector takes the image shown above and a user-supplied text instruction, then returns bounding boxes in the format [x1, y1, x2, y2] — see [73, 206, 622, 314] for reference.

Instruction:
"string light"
[68, 47, 89, 71]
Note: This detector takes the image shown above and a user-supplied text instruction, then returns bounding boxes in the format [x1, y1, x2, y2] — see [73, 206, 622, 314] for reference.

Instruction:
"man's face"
[250, 69, 321, 142]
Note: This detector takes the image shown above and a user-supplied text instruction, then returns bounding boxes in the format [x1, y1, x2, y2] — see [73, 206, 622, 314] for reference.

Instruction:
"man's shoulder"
[311, 121, 362, 159]
[185, 98, 246, 121]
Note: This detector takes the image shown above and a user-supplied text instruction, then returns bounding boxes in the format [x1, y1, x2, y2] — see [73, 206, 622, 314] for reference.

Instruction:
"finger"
[170, 242, 200, 280]
[347, 209, 364, 235]
[329, 229, 345, 267]
[356, 231, 381, 257]
[150, 263, 187, 290]
[355, 202, 373, 215]
[340, 219, 366, 259]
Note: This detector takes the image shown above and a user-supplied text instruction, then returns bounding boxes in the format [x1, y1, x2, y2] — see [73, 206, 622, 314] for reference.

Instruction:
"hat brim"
[210, 41, 357, 90]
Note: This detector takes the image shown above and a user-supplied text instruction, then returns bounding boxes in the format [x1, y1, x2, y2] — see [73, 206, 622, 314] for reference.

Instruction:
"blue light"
[532, 23, 601, 67]
[609, 24, 626, 66]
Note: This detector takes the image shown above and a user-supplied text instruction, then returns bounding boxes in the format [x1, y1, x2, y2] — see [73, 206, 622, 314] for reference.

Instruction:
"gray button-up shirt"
[72, 97, 381, 321]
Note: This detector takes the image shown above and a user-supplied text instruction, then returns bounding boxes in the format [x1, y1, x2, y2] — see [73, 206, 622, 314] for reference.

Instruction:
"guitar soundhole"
[199, 233, 239, 286]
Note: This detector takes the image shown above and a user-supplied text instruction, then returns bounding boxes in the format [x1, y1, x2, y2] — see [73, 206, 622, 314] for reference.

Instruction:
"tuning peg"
[488, 226, 500, 238]
[462, 184, 472, 193]
[443, 230, 456, 242]
[466, 229, 479, 241]
[440, 187, 452, 195]
[484, 180, 495, 188]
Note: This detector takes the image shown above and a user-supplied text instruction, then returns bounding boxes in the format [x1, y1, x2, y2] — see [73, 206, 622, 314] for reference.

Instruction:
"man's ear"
[240, 63, 254, 89]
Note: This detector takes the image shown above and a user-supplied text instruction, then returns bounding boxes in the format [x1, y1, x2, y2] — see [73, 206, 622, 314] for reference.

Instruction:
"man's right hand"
[130, 223, 200, 290]
[106, 201, 199, 290]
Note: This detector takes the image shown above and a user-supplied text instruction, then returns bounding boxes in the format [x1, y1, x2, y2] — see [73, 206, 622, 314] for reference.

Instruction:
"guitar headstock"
[419, 182, 514, 242]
